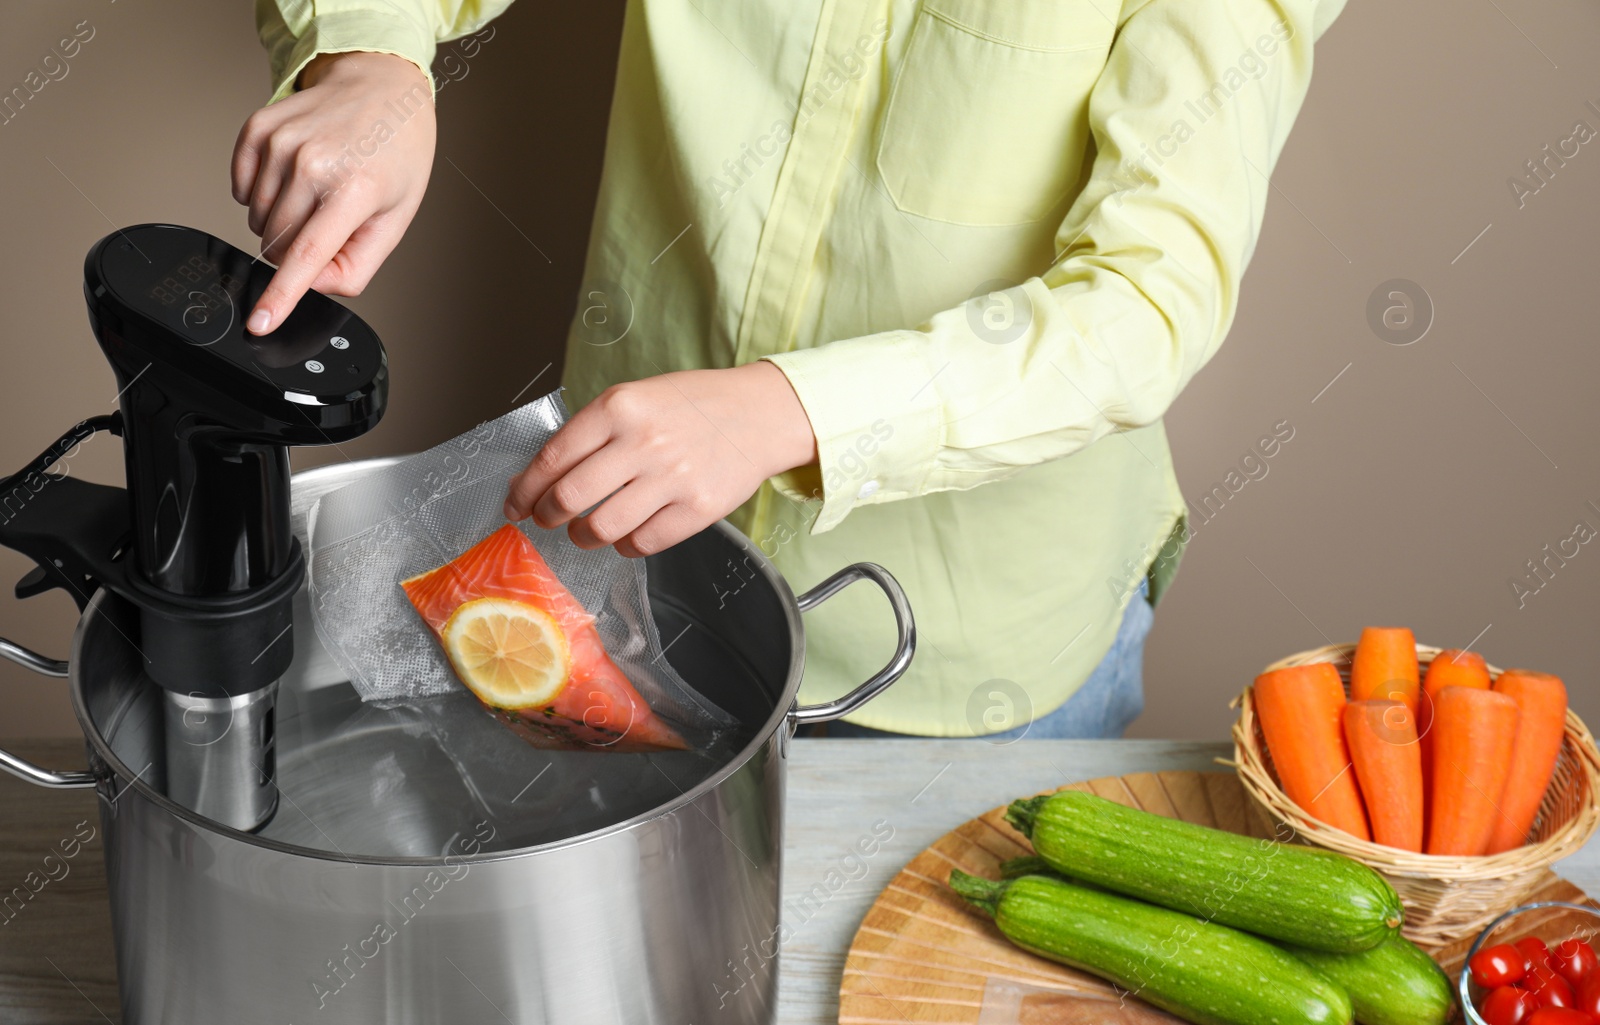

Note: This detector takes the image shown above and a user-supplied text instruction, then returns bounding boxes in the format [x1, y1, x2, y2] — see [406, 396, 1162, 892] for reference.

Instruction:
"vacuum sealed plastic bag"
[305, 390, 736, 753]
[401, 523, 689, 751]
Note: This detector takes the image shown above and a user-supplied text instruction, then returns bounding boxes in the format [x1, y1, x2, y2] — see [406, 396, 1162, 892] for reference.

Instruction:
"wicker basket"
[1231, 642, 1600, 949]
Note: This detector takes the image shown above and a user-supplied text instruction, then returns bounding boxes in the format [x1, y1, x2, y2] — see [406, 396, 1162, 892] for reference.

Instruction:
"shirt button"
[857, 479, 880, 500]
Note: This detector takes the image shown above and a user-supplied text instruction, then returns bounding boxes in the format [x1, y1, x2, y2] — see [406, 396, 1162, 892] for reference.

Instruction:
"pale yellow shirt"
[259, 0, 1347, 735]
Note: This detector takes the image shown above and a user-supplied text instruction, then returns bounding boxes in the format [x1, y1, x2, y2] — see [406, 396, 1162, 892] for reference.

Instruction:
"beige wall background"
[0, 0, 1595, 741]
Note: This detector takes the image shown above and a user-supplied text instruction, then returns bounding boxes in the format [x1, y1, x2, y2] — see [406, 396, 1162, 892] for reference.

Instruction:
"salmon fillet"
[401, 524, 687, 752]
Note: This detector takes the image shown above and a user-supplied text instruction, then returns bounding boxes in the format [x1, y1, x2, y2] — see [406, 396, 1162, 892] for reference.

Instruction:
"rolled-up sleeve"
[255, 0, 516, 103]
[762, 0, 1348, 534]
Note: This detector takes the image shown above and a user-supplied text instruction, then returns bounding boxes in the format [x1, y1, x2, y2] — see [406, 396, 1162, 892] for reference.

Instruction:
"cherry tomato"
[1576, 974, 1600, 1018]
[1481, 986, 1540, 1025]
[1553, 940, 1600, 987]
[1476, 944, 1535, 988]
[1524, 1009, 1596, 1025]
[1519, 937, 1557, 972]
[1528, 963, 1560, 987]
[1527, 970, 1575, 1009]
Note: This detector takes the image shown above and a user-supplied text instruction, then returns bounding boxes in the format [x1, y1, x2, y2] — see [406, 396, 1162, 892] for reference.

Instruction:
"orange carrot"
[1426, 686, 1519, 856]
[1350, 626, 1420, 718]
[1418, 649, 1492, 797]
[1254, 664, 1371, 841]
[1343, 699, 1424, 852]
[1484, 670, 1569, 854]
[1420, 649, 1491, 736]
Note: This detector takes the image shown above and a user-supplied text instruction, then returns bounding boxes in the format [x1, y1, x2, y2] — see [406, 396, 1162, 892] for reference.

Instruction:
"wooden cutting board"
[838, 770, 1598, 1024]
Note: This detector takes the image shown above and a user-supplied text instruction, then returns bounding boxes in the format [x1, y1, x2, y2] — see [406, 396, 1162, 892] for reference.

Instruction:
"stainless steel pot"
[0, 458, 915, 1024]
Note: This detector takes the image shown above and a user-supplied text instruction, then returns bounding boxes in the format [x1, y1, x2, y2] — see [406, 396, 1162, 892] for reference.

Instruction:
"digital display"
[94, 224, 382, 396]
[145, 255, 249, 344]
[148, 254, 214, 305]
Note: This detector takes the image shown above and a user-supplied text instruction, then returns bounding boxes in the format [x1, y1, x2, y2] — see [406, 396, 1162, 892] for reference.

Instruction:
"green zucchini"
[1281, 934, 1454, 1025]
[951, 870, 1353, 1025]
[1007, 792, 1403, 953]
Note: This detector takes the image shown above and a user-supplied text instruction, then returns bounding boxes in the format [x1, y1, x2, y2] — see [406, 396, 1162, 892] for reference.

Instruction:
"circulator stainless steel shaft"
[162, 685, 279, 832]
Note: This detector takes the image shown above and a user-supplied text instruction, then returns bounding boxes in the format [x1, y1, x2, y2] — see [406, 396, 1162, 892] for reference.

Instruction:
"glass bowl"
[1458, 900, 1600, 1023]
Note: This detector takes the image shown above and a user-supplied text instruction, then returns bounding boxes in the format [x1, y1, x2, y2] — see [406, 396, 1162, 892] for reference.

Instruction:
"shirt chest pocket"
[875, 0, 1117, 226]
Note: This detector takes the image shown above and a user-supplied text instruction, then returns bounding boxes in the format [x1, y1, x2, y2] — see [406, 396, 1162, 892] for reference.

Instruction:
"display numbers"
[148, 256, 244, 314]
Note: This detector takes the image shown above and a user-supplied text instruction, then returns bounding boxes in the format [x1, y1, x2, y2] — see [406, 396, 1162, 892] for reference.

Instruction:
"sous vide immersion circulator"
[0, 223, 388, 831]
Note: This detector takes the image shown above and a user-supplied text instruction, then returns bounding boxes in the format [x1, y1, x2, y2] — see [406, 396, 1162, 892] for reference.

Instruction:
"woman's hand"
[504, 361, 819, 557]
[231, 51, 436, 334]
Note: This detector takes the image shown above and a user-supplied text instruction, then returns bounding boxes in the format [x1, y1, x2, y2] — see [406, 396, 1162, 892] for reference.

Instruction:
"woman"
[236, 0, 1345, 739]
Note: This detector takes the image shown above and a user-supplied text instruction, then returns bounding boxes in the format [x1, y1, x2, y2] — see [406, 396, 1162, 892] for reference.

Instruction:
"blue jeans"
[819, 579, 1154, 740]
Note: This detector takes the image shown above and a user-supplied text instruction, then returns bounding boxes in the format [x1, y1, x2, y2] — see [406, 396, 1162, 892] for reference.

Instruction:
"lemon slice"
[441, 598, 570, 709]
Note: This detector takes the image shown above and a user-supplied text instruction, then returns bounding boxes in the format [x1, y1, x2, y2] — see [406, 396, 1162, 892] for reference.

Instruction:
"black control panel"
[85, 224, 386, 438]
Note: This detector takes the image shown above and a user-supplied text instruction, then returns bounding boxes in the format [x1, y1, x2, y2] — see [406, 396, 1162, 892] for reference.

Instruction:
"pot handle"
[0, 637, 68, 677]
[788, 562, 916, 727]
[0, 640, 96, 789]
[0, 747, 96, 790]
